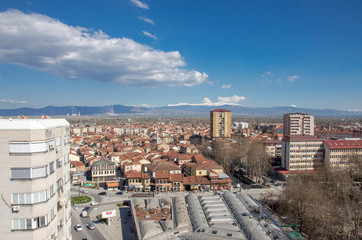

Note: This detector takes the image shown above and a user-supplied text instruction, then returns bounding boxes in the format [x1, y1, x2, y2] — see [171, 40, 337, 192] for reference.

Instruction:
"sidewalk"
[89, 203, 124, 240]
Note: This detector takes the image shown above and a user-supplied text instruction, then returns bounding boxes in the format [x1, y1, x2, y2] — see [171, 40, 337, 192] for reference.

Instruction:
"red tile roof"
[324, 140, 362, 149]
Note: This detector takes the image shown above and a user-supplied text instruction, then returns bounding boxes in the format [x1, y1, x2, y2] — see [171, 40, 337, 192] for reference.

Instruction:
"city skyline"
[0, 0, 361, 111]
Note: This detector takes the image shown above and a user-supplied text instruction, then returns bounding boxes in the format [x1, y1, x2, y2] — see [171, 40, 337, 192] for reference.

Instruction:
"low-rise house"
[70, 161, 86, 172]
[125, 171, 151, 192]
[123, 161, 142, 173]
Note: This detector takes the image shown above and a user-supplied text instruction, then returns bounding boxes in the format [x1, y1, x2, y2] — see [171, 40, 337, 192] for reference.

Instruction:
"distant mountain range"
[0, 104, 361, 117]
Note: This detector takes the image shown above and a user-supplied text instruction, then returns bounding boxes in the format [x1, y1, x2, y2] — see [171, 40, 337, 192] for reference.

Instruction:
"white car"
[87, 223, 95, 230]
[75, 224, 83, 232]
[91, 201, 99, 206]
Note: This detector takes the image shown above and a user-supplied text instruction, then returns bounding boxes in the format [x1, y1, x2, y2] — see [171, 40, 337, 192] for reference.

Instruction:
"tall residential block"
[283, 113, 314, 137]
[210, 109, 231, 138]
[0, 119, 72, 240]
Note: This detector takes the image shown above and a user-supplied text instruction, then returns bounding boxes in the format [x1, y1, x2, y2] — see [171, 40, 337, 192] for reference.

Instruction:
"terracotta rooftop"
[324, 139, 362, 149]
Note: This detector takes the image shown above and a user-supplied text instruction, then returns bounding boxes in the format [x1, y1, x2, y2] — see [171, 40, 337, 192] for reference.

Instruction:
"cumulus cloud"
[0, 99, 30, 104]
[0, 10, 207, 87]
[142, 30, 157, 40]
[130, 0, 149, 9]
[221, 84, 231, 89]
[288, 75, 299, 82]
[217, 95, 245, 103]
[168, 95, 246, 107]
[138, 16, 154, 25]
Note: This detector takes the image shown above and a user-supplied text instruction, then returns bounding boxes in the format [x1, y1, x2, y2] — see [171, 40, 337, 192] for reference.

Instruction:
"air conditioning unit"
[12, 206, 21, 212]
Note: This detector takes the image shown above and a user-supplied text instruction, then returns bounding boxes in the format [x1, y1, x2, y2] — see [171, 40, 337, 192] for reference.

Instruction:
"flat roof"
[0, 119, 69, 130]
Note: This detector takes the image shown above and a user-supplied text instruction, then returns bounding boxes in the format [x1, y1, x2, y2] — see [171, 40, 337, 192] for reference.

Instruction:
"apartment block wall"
[210, 109, 231, 138]
[282, 139, 324, 170]
[0, 119, 72, 240]
[283, 113, 314, 137]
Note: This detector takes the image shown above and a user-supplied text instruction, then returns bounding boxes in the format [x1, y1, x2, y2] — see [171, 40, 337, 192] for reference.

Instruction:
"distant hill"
[0, 104, 361, 117]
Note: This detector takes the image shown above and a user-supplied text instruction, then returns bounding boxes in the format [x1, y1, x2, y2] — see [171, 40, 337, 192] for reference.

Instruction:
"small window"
[55, 137, 61, 147]
[49, 162, 55, 174]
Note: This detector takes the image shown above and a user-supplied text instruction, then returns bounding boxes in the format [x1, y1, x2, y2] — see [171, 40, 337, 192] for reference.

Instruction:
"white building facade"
[0, 119, 72, 240]
[283, 113, 314, 136]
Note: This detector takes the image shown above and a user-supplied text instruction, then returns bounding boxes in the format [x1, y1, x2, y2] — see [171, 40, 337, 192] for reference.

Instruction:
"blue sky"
[0, 0, 361, 111]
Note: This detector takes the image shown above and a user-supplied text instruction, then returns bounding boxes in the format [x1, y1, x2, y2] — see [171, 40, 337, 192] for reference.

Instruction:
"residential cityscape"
[1, 1, 362, 240]
[0, 109, 361, 240]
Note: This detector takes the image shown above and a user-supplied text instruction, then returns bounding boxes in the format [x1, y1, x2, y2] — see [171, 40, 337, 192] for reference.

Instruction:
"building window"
[56, 158, 62, 169]
[11, 166, 47, 179]
[50, 185, 54, 197]
[9, 141, 47, 154]
[12, 191, 47, 204]
[55, 137, 61, 147]
[49, 162, 55, 174]
[49, 139, 55, 150]
[12, 215, 48, 230]
[56, 178, 63, 190]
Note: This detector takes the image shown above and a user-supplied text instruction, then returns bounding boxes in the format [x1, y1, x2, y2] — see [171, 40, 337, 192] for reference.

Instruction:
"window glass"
[55, 137, 61, 147]
[9, 142, 31, 153]
[12, 193, 19, 204]
[32, 166, 46, 178]
[26, 193, 31, 203]
[33, 192, 39, 203]
[12, 219, 19, 230]
[11, 168, 31, 179]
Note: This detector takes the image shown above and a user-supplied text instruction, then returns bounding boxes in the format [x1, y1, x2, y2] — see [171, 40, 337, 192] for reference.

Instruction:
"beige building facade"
[210, 109, 231, 138]
[282, 135, 324, 170]
[0, 119, 72, 240]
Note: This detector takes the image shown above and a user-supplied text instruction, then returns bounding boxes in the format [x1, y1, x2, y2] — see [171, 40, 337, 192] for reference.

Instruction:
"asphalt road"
[71, 188, 106, 240]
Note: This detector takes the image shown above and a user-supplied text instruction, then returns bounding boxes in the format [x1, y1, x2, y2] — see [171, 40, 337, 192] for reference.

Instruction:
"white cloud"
[289, 105, 297, 108]
[130, 0, 149, 9]
[138, 16, 154, 25]
[168, 95, 246, 107]
[288, 75, 299, 82]
[142, 30, 157, 40]
[217, 95, 245, 103]
[0, 99, 29, 104]
[221, 84, 231, 89]
[0, 10, 207, 87]
[206, 80, 214, 86]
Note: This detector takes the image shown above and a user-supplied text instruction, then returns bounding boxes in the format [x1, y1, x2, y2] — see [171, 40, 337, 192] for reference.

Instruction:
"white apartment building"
[283, 113, 314, 136]
[0, 119, 72, 240]
[282, 135, 324, 171]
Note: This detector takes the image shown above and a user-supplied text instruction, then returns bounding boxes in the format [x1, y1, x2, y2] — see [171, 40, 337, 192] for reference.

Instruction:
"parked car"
[87, 223, 95, 230]
[98, 192, 107, 195]
[91, 201, 99, 206]
[75, 224, 83, 231]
